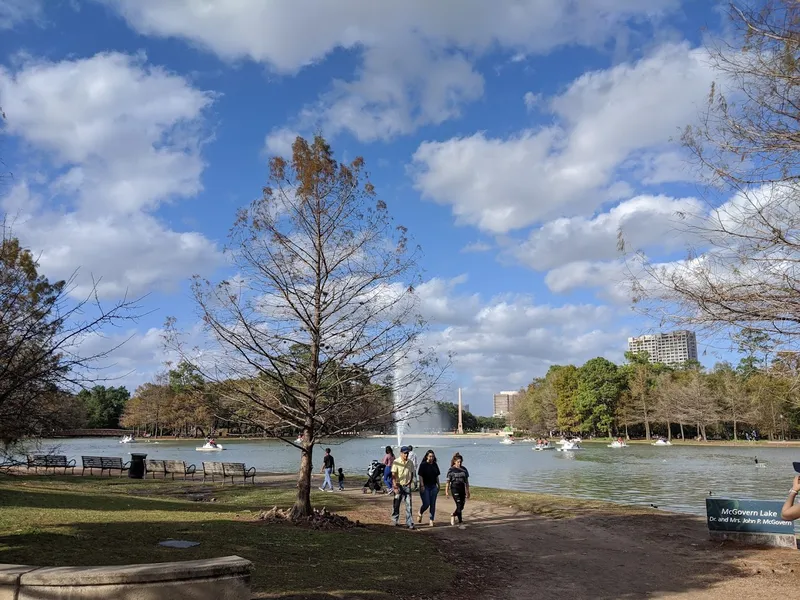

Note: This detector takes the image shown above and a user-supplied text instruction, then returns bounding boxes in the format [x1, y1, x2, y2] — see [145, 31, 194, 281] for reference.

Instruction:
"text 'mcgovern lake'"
[39, 436, 797, 516]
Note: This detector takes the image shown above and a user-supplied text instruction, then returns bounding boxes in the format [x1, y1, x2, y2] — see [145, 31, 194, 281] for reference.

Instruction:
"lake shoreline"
[46, 432, 800, 447]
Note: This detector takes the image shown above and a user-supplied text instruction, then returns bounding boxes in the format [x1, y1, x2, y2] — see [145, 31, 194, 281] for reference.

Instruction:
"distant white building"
[627, 330, 698, 365]
[493, 391, 520, 417]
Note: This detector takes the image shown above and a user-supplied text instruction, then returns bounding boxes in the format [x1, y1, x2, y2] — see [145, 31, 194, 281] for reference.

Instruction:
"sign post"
[706, 498, 796, 548]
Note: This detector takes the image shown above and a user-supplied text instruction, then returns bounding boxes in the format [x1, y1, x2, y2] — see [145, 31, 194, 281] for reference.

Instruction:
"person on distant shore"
[417, 449, 440, 526]
[781, 475, 800, 520]
[337, 467, 345, 491]
[445, 452, 470, 526]
[382, 446, 395, 495]
[319, 448, 335, 492]
[391, 446, 415, 529]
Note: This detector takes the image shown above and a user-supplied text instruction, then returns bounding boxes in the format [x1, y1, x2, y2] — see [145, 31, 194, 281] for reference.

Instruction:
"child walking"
[337, 468, 345, 491]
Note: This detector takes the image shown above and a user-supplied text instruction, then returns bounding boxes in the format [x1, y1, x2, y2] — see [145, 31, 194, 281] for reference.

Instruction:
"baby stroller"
[362, 459, 384, 494]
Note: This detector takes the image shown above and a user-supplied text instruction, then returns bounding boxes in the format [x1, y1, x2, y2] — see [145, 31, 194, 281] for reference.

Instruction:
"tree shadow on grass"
[0, 518, 452, 600]
[0, 479, 358, 514]
[430, 504, 800, 600]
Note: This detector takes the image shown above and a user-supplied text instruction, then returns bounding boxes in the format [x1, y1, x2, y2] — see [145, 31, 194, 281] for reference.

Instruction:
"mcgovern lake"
[31, 436, 797, 516]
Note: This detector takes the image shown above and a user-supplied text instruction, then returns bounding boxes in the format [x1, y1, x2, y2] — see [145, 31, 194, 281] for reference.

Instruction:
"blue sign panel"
[706, 498, 795, 535]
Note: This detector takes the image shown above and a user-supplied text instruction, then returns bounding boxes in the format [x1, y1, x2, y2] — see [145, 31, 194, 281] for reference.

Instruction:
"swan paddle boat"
[119, 435, 137, 444]
[533, 440, 554, 451]
[499, 436, 515, 445]
[652, 439, 672, 446]
[556, 439, 584, 451]
[196, 441, 224, 451]
[608, 439, 628, 448]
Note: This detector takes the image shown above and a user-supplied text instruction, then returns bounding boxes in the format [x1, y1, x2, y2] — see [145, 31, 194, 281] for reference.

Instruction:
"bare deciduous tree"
[167, 135, 445, 518]
[625, 1, 800, 344]
[0, 224, 140, 453]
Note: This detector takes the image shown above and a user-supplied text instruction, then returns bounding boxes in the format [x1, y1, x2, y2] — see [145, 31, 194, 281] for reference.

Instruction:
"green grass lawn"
[0, 475, 453, 599]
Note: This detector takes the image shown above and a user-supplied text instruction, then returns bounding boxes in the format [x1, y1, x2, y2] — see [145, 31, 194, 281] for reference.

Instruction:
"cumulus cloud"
[263, 127, 300, 158]
[0, 52, 223, 298]
[413, 275, 627, 409]
[411, 43, 714, 233]
[514, 194, 705, 271]
[98, 0, 680, 141]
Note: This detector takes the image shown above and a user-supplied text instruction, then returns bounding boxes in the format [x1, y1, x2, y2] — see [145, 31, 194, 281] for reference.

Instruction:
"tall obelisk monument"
[457, 388, 464, 434]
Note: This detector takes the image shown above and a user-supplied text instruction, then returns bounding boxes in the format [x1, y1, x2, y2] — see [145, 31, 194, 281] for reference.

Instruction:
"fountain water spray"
[392, 353, 419, 449]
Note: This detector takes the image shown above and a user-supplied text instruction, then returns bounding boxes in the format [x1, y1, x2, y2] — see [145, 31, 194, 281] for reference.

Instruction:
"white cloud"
[6, 186, 221, 298]
[0, 0, 42, 29]
[545, 260, 633, 304]
[461, 241, 492, 254]
[0, 53, 224, 298]
[0, 52, 214, 214]
[514, 194, 705, 271]
[411, 42, 714, 233]
[413, 275, 626, 410]
[523, 91, 541, 112]
[263, 127, 299, 158]
[98, 0, 680, 141]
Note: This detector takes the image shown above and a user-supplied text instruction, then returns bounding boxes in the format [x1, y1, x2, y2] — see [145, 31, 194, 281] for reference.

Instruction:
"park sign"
[706, 498, 796, 548]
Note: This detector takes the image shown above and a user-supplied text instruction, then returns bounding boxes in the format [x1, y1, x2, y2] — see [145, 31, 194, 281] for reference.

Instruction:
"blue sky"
[0, 1, 737, 414]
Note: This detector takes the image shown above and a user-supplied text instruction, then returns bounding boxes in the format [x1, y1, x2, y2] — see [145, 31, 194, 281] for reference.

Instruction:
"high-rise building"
[627, 330, 698, 365]
[493, 391, 520, 416]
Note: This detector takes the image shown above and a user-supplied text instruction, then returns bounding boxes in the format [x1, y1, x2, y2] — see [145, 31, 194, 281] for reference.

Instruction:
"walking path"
[428, 500, 800, 600]
[338, 485, 800, 600]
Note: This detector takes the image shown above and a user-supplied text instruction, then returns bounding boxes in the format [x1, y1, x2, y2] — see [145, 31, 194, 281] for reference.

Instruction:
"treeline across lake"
[119, 358, 396, 439]
[513, 348, 800, 442]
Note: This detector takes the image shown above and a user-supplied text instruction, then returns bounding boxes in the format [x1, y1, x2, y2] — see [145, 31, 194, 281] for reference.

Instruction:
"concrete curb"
[0, 555, 252, 600]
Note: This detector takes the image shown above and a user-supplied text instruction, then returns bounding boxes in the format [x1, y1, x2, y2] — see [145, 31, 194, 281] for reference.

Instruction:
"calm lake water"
[35, 436, 798, 516]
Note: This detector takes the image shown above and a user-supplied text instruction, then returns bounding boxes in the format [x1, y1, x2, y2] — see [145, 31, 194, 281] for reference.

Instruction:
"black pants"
[451, 486, 466, 522]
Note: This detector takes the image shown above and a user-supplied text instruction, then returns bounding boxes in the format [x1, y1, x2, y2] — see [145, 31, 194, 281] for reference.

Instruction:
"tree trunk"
[667, 421, 672, 441]
[733, 419, 738, 442]
[624, 423, 629, 440]
[679, 422, 685, 440]
[644, 417, 651, 441]
[290, 424, 315, 519]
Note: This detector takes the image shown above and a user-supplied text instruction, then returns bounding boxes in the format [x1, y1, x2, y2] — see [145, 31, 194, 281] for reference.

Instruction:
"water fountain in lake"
[392, 356, 414, 448]
[391, 355, 449, 447]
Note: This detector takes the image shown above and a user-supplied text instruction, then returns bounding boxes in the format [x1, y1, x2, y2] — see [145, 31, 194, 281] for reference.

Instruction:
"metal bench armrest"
[123, 461, 131, 469]
[186, 464, 197, 473]
[245, 467, 256, 476]
[67, 459, 76, 467]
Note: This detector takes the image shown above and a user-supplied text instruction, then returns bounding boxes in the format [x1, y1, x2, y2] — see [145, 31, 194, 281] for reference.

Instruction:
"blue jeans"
[391, 484, 413, 527]
[383, 466, 393, 491]
[321, 468, 333, 490]
[419, 484, 439, 521]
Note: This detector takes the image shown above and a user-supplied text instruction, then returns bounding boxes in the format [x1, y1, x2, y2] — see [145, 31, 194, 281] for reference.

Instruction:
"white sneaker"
[319, 487, 325, 492]
[417, 513, 423, 524]
[429, 520, 434, 527]
[450, 516, 456, 526]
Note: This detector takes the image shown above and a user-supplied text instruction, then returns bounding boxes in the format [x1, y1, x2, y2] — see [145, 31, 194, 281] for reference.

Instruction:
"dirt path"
[424, 499, 800, 600]
[317, 480, 800, 600]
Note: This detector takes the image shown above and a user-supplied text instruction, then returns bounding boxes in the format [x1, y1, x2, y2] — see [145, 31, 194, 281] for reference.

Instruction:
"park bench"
[145, 459, 166, 478]
[164, 460, 197, 480]
[26, 454, 76, 475]
[80, 456, 130, 476]
[101, 456, 130, 476]
[202, 461, 256, 485]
